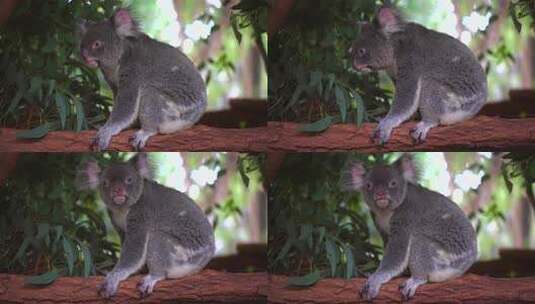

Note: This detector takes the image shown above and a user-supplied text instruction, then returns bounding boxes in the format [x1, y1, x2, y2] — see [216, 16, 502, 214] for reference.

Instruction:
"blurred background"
[0, 152, 266, 284]
[269, 0, 535, 129]
[268, 152, 535, 286]
[0, 0, 267, 137]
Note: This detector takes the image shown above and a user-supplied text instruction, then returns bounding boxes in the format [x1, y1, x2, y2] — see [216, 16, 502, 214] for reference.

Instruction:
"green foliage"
[510, 0, 535, 32]
[269, 0, 392, 129]
[0, 0, 120, 135]
[230, 0, 268, 64]
[502, 152, 535, 207]
[268, 153, 383, 283]
[0, 154, 121, 283]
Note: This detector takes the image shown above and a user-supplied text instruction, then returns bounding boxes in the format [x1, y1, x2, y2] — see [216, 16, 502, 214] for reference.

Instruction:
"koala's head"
[76, 153, 152, 210]
[78, 8, 140, 68]
[349, 6, 404, 72]
[340, 155, 418, 211]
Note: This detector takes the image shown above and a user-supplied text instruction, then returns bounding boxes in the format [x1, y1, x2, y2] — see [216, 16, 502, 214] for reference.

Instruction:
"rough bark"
[0, 125, 270, 152]
[265, 116, 535, 152]
[2, 116, 535, 152]
[268, 0, 296, 35]
[268, 274, 535, 304]
[0, 270, 267, 304]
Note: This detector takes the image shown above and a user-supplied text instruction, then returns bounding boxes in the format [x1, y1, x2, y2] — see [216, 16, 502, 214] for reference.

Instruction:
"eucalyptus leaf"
[25, 270, 59, 286]
[287, 270, 322, 287]
[16, 124, 50, 139]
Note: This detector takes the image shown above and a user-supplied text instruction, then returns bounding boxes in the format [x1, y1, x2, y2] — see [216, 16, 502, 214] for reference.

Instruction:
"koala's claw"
[409, 127, 425, 144]
[371, 127, 391, 146]
[399, 278, 426, 301]
[359, 279, 380, 301]
[92, 130, 112, 151]
[137, 275, 162, 298]
[130, 130, 155, 151]
[98, 279, 118, 299]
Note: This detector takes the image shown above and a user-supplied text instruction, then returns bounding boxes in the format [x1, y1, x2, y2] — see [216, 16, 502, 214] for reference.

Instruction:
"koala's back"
[119, 35, 207, 106]
[134, 180, 214, 251]
[394, 23, 486, 87]
[394, 183, 476, 254]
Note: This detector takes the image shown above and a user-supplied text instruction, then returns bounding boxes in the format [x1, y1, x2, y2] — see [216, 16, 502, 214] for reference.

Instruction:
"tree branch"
[268, 274, 535, 304]
[265, 116, 535, 152]
[0, 270, 267, 304]
[2, 116, 535, 152]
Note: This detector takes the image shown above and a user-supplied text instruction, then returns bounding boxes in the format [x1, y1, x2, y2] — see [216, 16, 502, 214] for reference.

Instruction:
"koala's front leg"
[360, 230, 411, 301]
[372, 77, 422, 144]
[99, 222, 149, 298]
[92, 79, 141, 151]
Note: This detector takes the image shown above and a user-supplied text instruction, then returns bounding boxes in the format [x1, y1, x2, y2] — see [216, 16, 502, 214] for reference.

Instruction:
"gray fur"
[349, 6, 487, 144]
[79, 8, 207, 150]
[341, 155, 477, 300]
[77, 154, 214, 298]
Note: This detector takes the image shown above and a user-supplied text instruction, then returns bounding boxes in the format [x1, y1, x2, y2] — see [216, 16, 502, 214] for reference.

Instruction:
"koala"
[340, 155, 477, 300]
[79, 8, 207, 151]
[349, 6, 487, 144]
[76, 153, 215, 298]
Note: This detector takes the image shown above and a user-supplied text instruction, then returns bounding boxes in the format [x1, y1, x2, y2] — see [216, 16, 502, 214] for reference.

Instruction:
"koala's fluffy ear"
[394, 154, 419, 183]
[340, 161, 367, 191]
[77, 20, 89, 36]
[111, 8, 140, 38]
[131, 153, 154, 179]
[75, 158, 102, 190]
[376, 6, 405, 35]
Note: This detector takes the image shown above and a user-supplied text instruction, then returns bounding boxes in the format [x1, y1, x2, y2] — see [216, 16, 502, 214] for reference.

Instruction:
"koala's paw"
[410, 121, 436, 144]
[371, 122, 393, 145]
[399, 277, 427, 301]
[98, 276, 119, 299]
[92, 127, 114, 151]
[359, 278, 381, 301]
[130, 130, 155, 151]
[137, 275, 162, 298]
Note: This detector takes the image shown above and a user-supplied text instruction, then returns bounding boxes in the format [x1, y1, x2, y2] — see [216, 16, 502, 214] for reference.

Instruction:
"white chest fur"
[374, 209, 393, 235]
[110, 208, 129, 232]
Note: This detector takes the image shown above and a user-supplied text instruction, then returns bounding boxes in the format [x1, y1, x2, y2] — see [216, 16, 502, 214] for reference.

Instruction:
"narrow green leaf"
[14, 237, 31, 263]
[335, 86, 347, 122]
[275, 237, 293, 262]
[16, 124, 49, 139]
[7, 88, 24, 114]
[55, 94, 67, 129]
[80, 243, 92, 277]
[310, 71, 322, 96]
[300, 224, 313, 249]
[36, 223, 51, 248]
[287, 85, 305, 110]
[345, 245, 355, 279]
[354, 92, 365, 126]
[288, 270, 322, 287]
[25, 270, 59, 286]
[325, 238, 339, 277]
[74, 99, 85, 132]
[324, 74, 335, 100]
[299, 116, 340, 133]
[62, 237, 75, 276]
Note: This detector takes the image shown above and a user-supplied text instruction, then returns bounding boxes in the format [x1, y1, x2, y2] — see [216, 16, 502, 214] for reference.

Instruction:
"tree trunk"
[268, 274, 535, 304]
[0, 270, 267, 304]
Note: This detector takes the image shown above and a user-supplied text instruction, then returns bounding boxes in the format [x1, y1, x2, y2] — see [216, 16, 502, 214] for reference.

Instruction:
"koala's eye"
[389, 180, 398, 188]
[358, 48, 367, 57]
[103, 180, 110, 187]
[366, 182, 373, 190]
[125, 176, 134, 184]
[92, 40, 103, 49]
